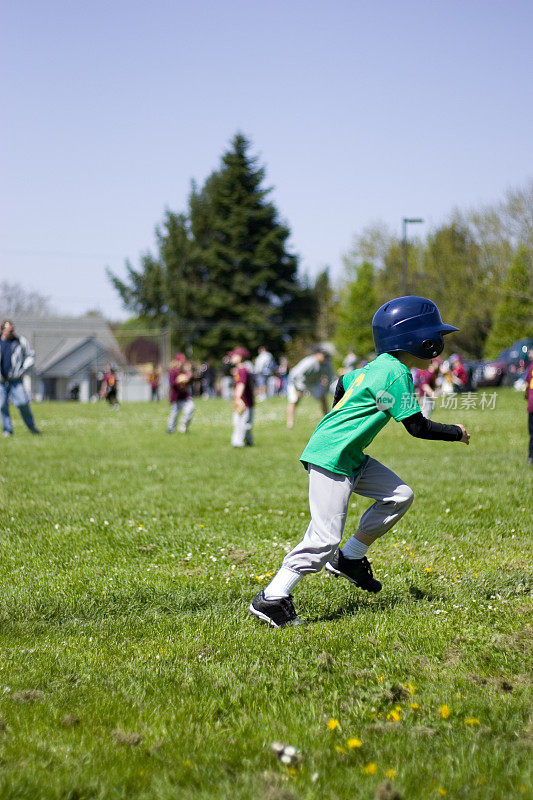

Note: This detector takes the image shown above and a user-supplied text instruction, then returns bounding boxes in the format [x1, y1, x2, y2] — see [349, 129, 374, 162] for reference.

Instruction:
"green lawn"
[0, 391, 531, 800]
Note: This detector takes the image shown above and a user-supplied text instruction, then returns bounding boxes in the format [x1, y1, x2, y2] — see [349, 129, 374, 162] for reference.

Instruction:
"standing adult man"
[0, 320, 40, 437]
[286, 346, 335, 428]
[254, 346, 276, 401]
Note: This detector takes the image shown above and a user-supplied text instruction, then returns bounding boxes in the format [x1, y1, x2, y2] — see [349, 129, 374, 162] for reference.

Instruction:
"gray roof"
[10, 314, 126, 373]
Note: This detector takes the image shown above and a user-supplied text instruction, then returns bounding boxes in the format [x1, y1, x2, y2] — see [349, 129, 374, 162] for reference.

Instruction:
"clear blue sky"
[1, 0, 532, 318]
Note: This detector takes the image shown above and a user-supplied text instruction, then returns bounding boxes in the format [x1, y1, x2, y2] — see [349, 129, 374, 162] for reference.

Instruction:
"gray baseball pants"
[282, 458, 414, 574]
[231, 407, 254, 447]
[167, 398, 195, 432]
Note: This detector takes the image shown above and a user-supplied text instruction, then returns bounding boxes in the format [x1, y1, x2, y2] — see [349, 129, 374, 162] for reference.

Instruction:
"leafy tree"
[484, 245, 533, 358]
[107, 254, 166, 321]
[335, 260, 376, 358]
[0, 282, 55, 317]
[313, 268, 336, 341]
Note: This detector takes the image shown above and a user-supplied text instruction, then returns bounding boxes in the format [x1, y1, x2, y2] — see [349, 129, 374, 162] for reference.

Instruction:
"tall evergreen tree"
[484, 245, 533, 358]
[189, 133, 311, 356]
[108, 134, 312, 358]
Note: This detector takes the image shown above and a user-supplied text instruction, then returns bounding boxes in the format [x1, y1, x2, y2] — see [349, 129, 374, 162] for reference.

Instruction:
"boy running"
[250, 296, 470, 626]
[100, 366, 119, 409]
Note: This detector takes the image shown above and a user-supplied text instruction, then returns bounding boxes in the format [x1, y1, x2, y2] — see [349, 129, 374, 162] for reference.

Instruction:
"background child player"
[167, 353, 195, 433]
[250, 296, 471, 627]
[286, 345, 335, 428]
[229, 347, 254, 447]
[100, 365, 119, 409]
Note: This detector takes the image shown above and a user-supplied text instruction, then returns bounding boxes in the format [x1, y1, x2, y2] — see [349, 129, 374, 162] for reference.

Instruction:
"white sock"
[264, 567, 302, 599]
[341, 536, 369, 560]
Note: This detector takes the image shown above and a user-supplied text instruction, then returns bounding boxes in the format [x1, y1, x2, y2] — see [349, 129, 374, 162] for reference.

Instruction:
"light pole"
[401, 217, 424, 295]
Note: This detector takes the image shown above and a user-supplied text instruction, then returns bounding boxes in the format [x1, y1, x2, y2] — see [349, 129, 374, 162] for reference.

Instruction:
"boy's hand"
[456, 423, 470, 444]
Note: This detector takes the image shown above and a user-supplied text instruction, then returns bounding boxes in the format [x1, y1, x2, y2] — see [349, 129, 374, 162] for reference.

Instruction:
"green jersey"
[300, 353, 420, 477]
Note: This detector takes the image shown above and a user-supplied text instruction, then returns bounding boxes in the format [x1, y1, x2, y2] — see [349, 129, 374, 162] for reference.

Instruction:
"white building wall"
[118, 372, 152, 402]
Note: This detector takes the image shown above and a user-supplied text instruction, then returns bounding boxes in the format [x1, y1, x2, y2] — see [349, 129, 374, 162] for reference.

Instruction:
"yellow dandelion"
[363, 762, 378, 775]
[347, 737, 362, 749]
[288, 766, 298, 777]
[425, 566, 432, 573]
[406, 682, 416, 695]
[395, 705, 402, 711]
[440, 705, 451, 719]
[385, 768, 396, 779]
[327, 718, 339, 731]
[410, 702, 420, 710]
[387, 710, 400, 722]
[437, 789, 447, 796]
[465, 717, 480, 725]
[182, 759, 192, 768]
[335, 746, 347, 755]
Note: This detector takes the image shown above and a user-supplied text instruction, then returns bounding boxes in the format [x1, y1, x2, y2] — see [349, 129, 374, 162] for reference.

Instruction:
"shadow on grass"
[308, 584, 448, 624]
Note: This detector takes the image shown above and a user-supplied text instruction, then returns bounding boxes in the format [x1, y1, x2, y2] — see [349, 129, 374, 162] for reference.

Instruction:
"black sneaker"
[249, 591, 302, 627]
[325, 550, 382, 593]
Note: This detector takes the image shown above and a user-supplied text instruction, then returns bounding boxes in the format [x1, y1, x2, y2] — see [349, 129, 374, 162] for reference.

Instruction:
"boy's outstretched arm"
[402, 412, 470, 444]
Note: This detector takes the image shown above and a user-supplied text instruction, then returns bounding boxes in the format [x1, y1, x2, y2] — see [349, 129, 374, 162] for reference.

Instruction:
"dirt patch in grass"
[261, 772, 297, 800]
[11, 689, 45, 703]
[493, 626, 533, 652]
[381, 684, 410, 703]
[227, 548, 253, 564]
[375, 781, 404, 800]
[111, 729, 143, 746]
[61, 714, 80, 728]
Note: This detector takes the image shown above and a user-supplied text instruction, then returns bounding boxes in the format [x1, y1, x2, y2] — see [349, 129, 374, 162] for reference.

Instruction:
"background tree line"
[108, 133, 532, 362]
[335, 181, 533, 360]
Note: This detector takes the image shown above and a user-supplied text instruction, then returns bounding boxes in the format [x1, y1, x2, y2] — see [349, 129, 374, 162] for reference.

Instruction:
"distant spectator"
[148, 366, 160, 401]
[167, 353, 195, 433]
[449, 354, 469, 392]
[415, 358, 441, 418]
[100, 365, 120, 409]
[277, 356, 289, 395]
[343, 348, 358, 372]
[286, 346, 335, 429]
[254, 346, 277, 401]
[199, 359, 216, 397]
[0, 319, 40, 437]
[524, 347, 533, 465]
[229, 347, 254, 447]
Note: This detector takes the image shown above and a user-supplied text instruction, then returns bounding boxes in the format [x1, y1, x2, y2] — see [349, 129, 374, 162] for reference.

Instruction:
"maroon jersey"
[169, 368, 192, 402]
[234, 365, 254, 408]
[102, 371, 118, 395]
[416, 368, 437, 397]
[525, 363, 533, 413]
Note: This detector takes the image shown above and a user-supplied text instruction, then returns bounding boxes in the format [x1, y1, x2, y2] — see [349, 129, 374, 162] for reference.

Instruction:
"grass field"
[0, 391, 531, 800]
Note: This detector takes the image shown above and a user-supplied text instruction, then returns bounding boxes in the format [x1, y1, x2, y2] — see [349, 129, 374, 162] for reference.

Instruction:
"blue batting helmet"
[372, 296, 459, 359]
